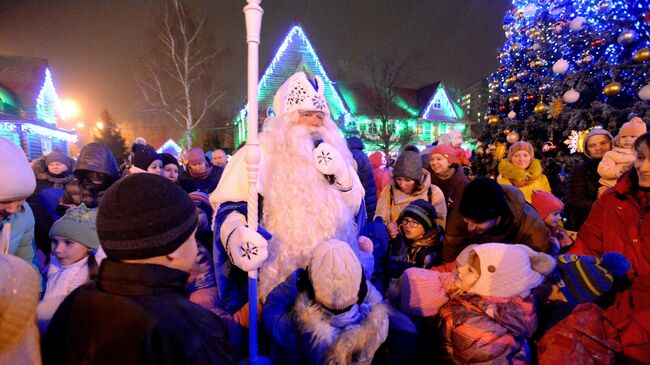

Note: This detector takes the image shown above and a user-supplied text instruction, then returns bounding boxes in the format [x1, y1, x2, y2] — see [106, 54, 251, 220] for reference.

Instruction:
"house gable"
[420, 83, 464, 122]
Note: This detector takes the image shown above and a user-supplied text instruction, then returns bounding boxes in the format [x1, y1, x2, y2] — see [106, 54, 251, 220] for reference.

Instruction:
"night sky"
[0, 0, 512, 127]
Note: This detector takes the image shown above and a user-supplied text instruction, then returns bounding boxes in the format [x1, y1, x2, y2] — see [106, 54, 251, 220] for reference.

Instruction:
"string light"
[35, 68, 60, 125]
[21, 123, 77, 142]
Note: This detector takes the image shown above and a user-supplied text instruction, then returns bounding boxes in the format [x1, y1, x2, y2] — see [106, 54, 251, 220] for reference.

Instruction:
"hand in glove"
[313, 142, 352, 191]
[226, 225, 269, 272]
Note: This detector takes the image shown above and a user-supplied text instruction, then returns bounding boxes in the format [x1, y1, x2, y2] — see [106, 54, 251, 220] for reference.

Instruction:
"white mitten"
[313, 142, 352, 191]
[226, 225, 268, 272]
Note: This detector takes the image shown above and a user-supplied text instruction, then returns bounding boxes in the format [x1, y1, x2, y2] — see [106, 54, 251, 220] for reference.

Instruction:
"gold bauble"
[633, 47, 650, 63]
[506, 131, 520, 144]
[508, 95, 521, 104]
[529, 29, 541, 39]
[603, 82, 622, 97]
[487, 115, 500, 125]
[529, 59, 544, 69]
[506, 76, 517, 85]
[511, 43, 520, 52]
[534, 102, 548, 113]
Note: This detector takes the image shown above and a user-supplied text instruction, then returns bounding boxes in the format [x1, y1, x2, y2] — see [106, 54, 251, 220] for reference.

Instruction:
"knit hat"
[369, 151, 385, 169]
[45, 150, 72, 169]
[429, 144, 459, 165]
[272, 71, 330, 118]
[393, 145, 423, 181]
[531, 190, 564, 220]
[618, 117, 647, 138]
[459, 177, 508, 222]
[399, 268, 450, 317]
[308, 239, 362, 311]
[0, 254, 40, 358]
[131, 143, 161, 170]
[398, 199, 437, 232]
[462, 243, 556, 298]
[0, 137, 36, 201]
[189, 191, 213, 221]
[49, 204, 100, 250]
[97, 173, 198, 260]
[160, 153, 179, 168]
[553, 252, 631, 304]
[186, 147, 206, 165]
[507, 141, 534, 161]
[582, 129, 614, 158]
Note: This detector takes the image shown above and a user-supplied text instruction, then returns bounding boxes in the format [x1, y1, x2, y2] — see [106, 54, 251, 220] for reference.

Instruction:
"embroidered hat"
[49, 204, 100, 250]
[531, 190, 564, 220]
[507, 141, 534, 161]
[398, 199, 437, 232]
[553, 252, 631, 304]
[393, 145, 423, 182]
[308, 239, 362, 311]
[460, 243, 556, 298]
[0, 137, 36, 201]
[272, 72, 330, 118]
[429, 144, 459, 165]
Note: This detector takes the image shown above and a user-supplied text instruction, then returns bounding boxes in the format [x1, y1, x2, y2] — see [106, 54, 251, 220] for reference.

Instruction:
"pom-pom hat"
[49, 204, 100, 250]
[393, 145, 423, 182]
[618, 117, 647, 138]
[531, 190, 564, 219]
[308, 239, 362, 311]
[553, 252, 631, 304]
[398, 199, 437, 232]
[273, 71, 330, 118]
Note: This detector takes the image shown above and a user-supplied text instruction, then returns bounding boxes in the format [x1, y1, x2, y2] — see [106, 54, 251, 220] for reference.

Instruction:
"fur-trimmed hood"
[498, 158, 543, 183]
[294, 285, 389, 365]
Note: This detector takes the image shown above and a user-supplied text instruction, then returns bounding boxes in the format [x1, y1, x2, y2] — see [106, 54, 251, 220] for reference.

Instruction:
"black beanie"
[160, 153, 179, 168]
[97, 173, 198, 260]
[459, 177, 508, 222]
[393, 145, 423, 182]
[398, 199, 437, 232]
[132, 143, 161, 170]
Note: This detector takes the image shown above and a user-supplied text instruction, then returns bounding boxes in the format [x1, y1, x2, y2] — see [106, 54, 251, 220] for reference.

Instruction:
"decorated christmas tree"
[476, 0, 650, 193]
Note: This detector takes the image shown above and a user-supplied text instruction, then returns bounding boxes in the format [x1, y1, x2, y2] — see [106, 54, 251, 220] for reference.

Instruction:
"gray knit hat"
[49, 204, 100, 250]
[582, 129, 613, 158]
[97, 173, 198, 260]
[393, 145, 423, 181]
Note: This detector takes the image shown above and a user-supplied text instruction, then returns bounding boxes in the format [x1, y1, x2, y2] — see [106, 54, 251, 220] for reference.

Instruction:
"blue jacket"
[2, 202, 40, 281]
[262, 269, 389, 365]
[347, 137, 377, 219]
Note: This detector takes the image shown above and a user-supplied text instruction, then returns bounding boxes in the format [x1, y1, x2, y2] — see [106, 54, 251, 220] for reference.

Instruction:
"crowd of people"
[0, 71, 649, 365]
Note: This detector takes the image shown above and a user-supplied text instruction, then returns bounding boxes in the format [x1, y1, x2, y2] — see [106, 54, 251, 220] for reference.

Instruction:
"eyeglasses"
[401, 218, 421, 228]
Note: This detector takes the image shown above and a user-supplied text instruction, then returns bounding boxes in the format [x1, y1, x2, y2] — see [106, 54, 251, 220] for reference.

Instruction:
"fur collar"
[294, 287, 389, 364]
[498, 158, 543, 184]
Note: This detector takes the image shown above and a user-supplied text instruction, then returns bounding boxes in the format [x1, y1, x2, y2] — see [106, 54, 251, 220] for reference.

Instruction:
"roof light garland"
[21, 123, 77, 142]
[237, 25, 350, 125]
[422, 85, 462, 120]
[35, 68, 61, 125]
[157, 138, 182, 155]
[0, 122, 18, 133]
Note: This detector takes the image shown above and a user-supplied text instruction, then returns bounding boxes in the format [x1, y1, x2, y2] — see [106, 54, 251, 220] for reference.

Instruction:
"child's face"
[48, 161, 68, 175]
[162, 164, 179, 182]
[455, 252, 481, 292]
[619, 135, 638, 149]
[396, 177, 416, 194]
[51, 235, 90, 266]
[401, 217, 425, 240]
[511, 150, 532, 170]
[544, 210, 562, 228]
[147, 159, 162, 175]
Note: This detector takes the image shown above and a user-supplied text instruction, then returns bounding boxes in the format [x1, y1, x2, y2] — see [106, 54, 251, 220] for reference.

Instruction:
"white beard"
[257, 114, 359, 299]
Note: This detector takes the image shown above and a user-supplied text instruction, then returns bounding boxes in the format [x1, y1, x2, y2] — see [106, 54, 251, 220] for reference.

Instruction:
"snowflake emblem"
[317, 149, 333, 166]
[285, 83, 308, 111]
[311, 95, 327, 111]
[241, 241, 258, 260]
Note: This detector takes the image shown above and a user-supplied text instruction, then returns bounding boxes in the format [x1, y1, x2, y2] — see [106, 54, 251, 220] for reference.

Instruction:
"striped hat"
[398, 199, 437, 232]
[553, 252, 631, 304]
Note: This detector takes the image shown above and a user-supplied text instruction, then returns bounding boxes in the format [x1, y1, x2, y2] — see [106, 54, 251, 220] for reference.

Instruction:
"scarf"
[434, 167, 455, 181]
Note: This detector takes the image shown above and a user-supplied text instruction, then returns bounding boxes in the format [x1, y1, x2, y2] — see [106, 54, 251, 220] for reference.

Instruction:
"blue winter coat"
[1, 202, 40, 282]
[347, 137, 377, 219]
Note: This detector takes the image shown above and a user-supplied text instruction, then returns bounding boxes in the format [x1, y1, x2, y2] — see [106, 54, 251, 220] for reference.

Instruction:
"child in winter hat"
[598, 117, 648, 195]
[160, 153, 180, 183]
[535, 252, 631, 364]
[262, 239, 389, 364]
[388, 199, 443, 278]
[129, 143, 162, 175]
[38, 204, 101, 326]
[531, 190, 574, 254]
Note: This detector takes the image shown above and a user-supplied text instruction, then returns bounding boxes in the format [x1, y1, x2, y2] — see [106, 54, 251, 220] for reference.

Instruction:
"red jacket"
[537, 303, 620, 365]
[571, 173, 650, 363]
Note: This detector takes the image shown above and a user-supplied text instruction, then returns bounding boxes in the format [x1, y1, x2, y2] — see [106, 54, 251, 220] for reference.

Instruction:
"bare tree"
[357, 55, 416, 157]
[136, 0, 225, 148]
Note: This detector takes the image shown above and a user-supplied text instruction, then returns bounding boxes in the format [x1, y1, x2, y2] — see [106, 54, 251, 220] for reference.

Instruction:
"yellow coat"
[497, 159, 551, 203]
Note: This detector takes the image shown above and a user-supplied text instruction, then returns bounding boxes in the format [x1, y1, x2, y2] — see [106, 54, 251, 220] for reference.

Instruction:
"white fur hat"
[308, 239, 361, 311]
[459, 243, 555, 298]
[0, 137, 36, 201]
[272, 71, 330, 118]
